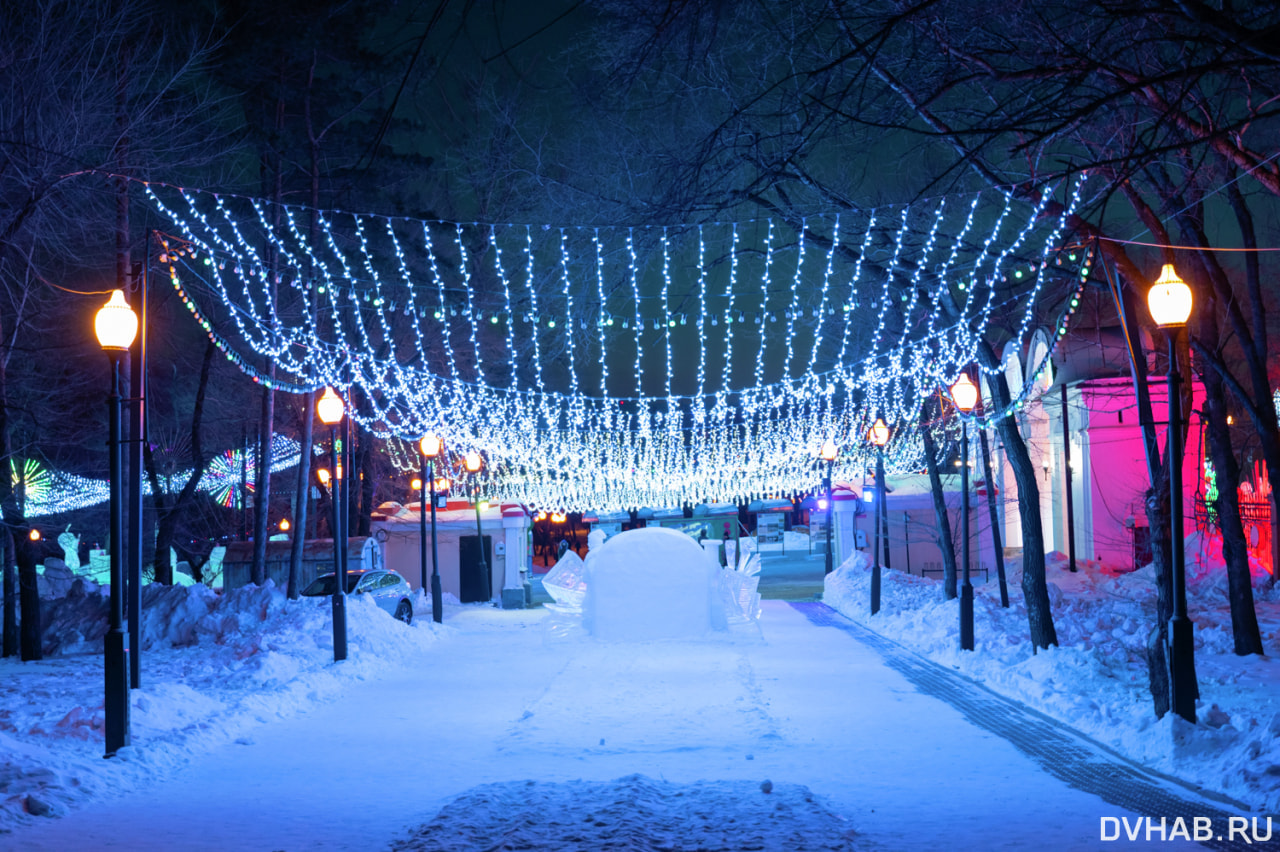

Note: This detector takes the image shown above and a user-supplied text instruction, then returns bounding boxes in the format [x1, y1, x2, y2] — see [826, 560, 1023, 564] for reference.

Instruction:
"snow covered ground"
[824, 540, 1280, 816]
[0, 542, 1272, 850]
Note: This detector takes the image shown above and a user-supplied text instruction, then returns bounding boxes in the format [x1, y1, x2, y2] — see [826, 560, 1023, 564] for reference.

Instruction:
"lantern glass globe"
[419, 433, 442, 457]
[317, 387, 344, 425]
[95, 290, 139, 351]
[868, 418, 891, 447]
[464, 451, 482, 473]
[951, 372, 979, 413]
[820, 439, 838, 461]
[1148, 264, 1193, 328]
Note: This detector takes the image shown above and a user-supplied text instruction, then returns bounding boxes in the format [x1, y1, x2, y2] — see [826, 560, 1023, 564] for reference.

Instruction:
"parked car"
[301, 569, 415, 624]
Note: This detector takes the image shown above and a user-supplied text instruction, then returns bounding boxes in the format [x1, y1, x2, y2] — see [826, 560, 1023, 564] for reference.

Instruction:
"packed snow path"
[10, 601, 1241, 851]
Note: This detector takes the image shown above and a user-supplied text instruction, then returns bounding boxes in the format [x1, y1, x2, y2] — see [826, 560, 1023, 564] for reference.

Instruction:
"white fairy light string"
[142, 176, 1089, 512]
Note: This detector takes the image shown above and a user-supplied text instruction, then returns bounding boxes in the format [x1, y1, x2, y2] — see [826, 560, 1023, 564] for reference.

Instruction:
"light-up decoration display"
[139, 177, 1091, 512]
[25, 435, 301, 519]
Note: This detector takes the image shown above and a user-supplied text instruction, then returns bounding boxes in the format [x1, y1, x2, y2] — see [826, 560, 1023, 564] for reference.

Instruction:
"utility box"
[458, 535, 492, 603]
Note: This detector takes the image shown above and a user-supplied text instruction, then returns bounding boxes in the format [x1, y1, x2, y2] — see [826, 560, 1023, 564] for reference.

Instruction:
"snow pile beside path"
[391, 774, 856, 852]
[0, 581, 446, 833]
[824, 549, 1280, 813]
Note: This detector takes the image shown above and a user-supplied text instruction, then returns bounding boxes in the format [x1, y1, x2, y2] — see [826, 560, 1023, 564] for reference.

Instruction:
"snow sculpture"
[543, 526, 762, 640]
[58, 530, 81, 572]
[584, 527, 723, 640]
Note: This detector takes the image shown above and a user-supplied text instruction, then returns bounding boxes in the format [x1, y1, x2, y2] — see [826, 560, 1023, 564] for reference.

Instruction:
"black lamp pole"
[127, 256, 146, 690]
[823, 457, 834, 576]
[429, 465, 442, 623]
[1167, 330, 1196, 722]
[473, 479, 488, 600]
[418, 463, 428, 592]
[105, 352, 130, 756]
[872, 444, 885, 615]
[329, 422, 347, 662]
[959, 416, 974, 651]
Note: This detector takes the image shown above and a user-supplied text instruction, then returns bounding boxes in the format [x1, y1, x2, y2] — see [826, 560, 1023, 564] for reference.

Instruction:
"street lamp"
[1149, 263, 1196, 723]
[316, 387, 347, 662]
[950, 371, 979, 652]
[868, 418, 890, 615]
[465, 450, 489, 601]
[819, 439, 837, 578]
[95, 289, 137, 756]
[420, 433, 444, 623]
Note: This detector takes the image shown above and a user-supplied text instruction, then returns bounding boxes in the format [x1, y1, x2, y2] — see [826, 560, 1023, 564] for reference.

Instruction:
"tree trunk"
[0, 310, 32, 658]
[2, 533, 15, 657]
[977, 340, 1058, 649]
[979, 428, 1010, 608]
[1199, 342, 1264, 656]
[250, 372, 276, 586]
[357, 423, 374, 538]
[16, 528, 40, 660]
[145, 341, 214, 584]
[287, 393, 313, 599]
[921, 399, 958, 599]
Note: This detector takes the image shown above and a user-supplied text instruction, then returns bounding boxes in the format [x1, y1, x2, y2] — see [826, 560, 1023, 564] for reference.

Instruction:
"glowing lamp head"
[1148, 264, 1193, 328]
[28, 528, 41, 542]
[95, 290, 139, 351]
[411, 477, 423, 491]
[820, 439, 838, 462]
[552, 512, 566, 524]
[868, 417, 890, 447]
[950, 372, 979, 413]
[464, 450, 482, 473]
[419, 433, 442, 457]
[536, 511, 547, 521]
[817, 498, 828, 510]
[317, 467, 331, 486]
[279, 519, 291, 532]
[317, 387, 344, 425]
[435, 477, 451, 491]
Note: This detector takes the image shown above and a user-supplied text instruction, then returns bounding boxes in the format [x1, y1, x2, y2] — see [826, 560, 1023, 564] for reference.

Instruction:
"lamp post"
[820, 439, 837, 576]
[951, 372, 979, 652]
[95, 289, 137, 756]
[1148, 263, 1197, 723]
[420, 434, 444, 623]
[868, 418, 890, 614]
[465, 450, 488, 600]
[316, 387, 346, 662]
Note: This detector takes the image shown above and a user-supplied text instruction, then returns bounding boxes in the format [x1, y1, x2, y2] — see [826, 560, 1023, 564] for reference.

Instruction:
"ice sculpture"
[542, 548, 587, 612]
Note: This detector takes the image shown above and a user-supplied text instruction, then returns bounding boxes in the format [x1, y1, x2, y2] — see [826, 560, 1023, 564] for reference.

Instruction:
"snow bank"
[824, 547, 1280, 813]
[391, 774, 856, 852]
[1, 581, 446, 832]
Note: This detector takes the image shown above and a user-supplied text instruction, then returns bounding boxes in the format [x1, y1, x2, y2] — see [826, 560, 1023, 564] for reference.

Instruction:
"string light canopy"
[139, 176, 1094, 512]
